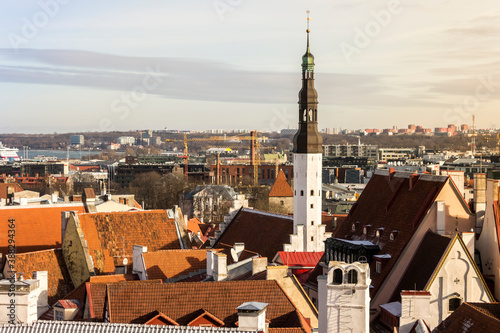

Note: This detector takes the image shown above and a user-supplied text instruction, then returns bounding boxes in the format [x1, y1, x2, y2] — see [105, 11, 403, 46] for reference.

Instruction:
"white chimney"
[51, 194, 58, 203]
[237, 302, 268, 332]
[474, 173, 487, 234]
[252, 257, 267, 276]
[399, 291, 431, 333]
[214, 252, 227, 281]
[207, 250, 216, 278]
[132, 245, 148, 280]
[33, 270, 49, 317]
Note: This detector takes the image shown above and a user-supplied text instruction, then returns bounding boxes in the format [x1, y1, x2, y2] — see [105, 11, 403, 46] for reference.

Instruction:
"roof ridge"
[466, 302, 500, 322]
[241, 208, 293, 220]
[12, 248, 62, 256]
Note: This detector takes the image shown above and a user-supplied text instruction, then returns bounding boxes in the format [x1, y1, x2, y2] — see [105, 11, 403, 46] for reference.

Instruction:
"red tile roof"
[333, 171, 449, 297]
[0, 205, 85, 256]
[76, 210, 182, 274]
[275, 252, 324, 268]
[106, 280, 307, 329]
[87, 279, 162, 320]
[55, 299, 80, 309]
[5, 248, 74, 305]
[434, 302, 500, 332]
[269, 170, 293, 197]
[143, 249, 222, 281]
[38, 277, 88, 321]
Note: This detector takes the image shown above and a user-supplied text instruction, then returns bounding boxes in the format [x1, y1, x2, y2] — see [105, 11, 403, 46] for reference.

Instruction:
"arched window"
[333, 269, 343, 285]
[309, 109, 313, 121]
[300, 190, 304, 196]
[347, 270, 358, 284]
[303, 110, 307, 122]
[310, 190, 314, 196]
[449, 296, 462, 312]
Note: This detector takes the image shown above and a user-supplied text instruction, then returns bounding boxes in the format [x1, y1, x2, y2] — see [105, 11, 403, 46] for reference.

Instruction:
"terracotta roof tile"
[106, 280, 306, 329]
[269, 170, 293, 197]
[5, 248, 74, 305]
[211, 209, 337, 261]
[55, 299, 80, 309]
[333, 171, 449, 297]
[0, 205, 85, 255]
[88, 279, 162, 320]
[77, 210, 182, 274]
[38, 278, 88, 320]
[434, 302, 500, 332]
[143, 249, 222, 281]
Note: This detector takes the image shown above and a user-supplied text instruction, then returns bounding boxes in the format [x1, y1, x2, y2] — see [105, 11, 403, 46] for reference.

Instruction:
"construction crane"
[471, 115, 476, 156]
[166, 131, 269, 184]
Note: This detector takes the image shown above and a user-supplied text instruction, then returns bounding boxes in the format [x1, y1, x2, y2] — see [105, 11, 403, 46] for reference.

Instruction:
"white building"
[0, 271, 48, 324]
[318, 261, 371, 333]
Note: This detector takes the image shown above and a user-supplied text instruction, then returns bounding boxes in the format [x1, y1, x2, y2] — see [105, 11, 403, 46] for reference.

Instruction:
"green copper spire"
[302, 11, 315, 72]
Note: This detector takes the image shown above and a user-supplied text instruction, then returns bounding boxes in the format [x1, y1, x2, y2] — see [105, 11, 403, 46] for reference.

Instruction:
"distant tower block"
[288, 11, 326, 252]
[318, 261, 371, 333]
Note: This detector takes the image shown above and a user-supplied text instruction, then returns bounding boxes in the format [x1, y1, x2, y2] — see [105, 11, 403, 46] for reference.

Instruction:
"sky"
[0, 0, 499, 133]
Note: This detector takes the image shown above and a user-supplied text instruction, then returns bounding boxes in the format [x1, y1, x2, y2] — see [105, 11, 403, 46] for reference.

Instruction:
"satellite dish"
[122, 258, 128, 266]
[230, 248, 238, 263]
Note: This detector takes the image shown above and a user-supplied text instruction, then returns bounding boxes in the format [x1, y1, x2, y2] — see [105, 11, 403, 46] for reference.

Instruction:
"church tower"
[289, 12, 325, 252]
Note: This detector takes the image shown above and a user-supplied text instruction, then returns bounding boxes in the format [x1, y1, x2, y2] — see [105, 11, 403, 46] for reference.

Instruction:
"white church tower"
[318, 261, 371, 333]
[287, 12, 328, 252]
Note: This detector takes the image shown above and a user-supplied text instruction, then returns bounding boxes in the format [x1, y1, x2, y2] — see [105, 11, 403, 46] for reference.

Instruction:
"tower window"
[311, 221, 314, 226]
[310, 204, 314, 209]
[311, 236, 314, 241]
[301, 190, 304, 196]
[333, 269, 343, 285]
[347, 270, 358, 284]
[310, 190, 314, 196]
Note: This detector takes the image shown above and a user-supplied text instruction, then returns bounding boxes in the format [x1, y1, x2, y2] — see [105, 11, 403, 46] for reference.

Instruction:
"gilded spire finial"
[306, 10, 310, 48]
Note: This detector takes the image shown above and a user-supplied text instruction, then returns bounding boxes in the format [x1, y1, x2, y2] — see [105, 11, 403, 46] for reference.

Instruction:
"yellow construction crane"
[165, 131, 269, 184]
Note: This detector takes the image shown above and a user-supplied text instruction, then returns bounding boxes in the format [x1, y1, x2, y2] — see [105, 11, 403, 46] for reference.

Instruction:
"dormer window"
[389, 230, 398, 241]
[352, 223, 356, 231]
[363, 225, 371, 235]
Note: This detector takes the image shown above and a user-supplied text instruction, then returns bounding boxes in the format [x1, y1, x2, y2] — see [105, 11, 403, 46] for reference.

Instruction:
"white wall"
[292, 153, 324, 252]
